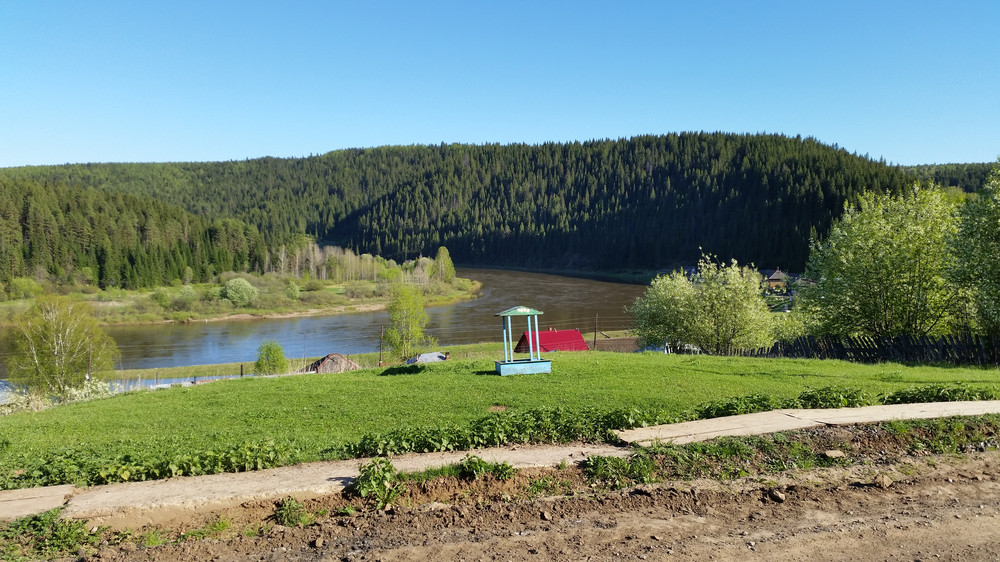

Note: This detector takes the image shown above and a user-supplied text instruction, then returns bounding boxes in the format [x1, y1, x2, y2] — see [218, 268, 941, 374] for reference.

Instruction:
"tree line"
[1, 133, 934, 273]
[0, 178, 270, 292]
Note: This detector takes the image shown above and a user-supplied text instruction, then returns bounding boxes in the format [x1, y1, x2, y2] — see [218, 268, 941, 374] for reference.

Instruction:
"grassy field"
[3, 350, 999, 477]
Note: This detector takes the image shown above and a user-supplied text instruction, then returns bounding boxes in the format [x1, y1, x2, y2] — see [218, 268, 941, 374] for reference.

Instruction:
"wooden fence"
[744, 335, 1000, 366]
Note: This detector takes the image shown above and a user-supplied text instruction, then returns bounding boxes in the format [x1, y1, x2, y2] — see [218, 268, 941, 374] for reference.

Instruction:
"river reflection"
[1, 269, 647, 372]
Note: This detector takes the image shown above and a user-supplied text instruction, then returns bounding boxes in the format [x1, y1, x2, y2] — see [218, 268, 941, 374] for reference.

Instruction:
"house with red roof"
[514, 329, 589, 353]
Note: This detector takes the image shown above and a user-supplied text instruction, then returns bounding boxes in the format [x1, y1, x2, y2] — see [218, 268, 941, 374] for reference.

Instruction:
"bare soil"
[77, 431, 1000, 561]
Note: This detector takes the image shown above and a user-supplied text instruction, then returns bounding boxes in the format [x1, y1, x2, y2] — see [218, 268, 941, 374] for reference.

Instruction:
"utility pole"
[378, 325, 384, 367]
[593, 314, 599, 350]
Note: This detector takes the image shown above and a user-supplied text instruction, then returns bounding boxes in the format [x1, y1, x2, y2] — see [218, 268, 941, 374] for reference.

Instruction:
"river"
[0, 268, 648, 372]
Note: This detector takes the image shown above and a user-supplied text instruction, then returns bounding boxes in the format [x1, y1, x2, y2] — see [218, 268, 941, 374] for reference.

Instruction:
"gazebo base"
[495, 359, 552, 376]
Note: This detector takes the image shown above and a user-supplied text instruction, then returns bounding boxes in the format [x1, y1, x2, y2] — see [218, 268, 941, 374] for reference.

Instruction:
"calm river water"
[1, 269, 647, 373]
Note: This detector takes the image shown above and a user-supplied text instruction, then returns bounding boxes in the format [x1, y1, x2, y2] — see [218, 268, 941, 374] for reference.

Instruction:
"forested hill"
[0, 178, 267, 289]
[0, 133, 917, 272]
[902, 163, 996, 193]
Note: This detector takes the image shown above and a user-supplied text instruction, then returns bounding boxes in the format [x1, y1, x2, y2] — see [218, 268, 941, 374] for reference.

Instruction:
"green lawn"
[3, 350, 998, 474]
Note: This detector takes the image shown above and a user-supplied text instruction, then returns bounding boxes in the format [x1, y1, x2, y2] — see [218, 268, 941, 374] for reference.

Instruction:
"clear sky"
[2, 1, 998, 167]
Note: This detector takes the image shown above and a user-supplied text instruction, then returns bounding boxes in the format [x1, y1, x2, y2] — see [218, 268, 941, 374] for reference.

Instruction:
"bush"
[172, 286, 198, 311]
[695, 394, 780, 419]
[285, 281, 300, 300]
[344, 281, 374, 299]
[882, 384, 1000, 405]
[8, 277, 43, 300]
[350, 457, 403, 510]
[792, 386, 875, 409]
[302, 279, 326, 292]
[254, 341, 288, 375]
[272, 496, 312, 526]
[150, 290, 171, 308]
[585, 453, 656, 489]
[223, 278, 258, 307]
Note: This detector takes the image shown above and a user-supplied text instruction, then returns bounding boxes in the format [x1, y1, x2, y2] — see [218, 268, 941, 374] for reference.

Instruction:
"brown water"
[1, 269, 647, 372]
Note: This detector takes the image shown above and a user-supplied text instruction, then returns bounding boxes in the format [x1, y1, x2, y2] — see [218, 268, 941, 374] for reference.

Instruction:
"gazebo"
[495, 306, 552, 375]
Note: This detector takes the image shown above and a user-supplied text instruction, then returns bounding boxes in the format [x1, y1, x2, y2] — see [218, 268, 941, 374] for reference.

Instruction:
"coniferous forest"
[0, 178, 267, 289]
[2, 133, 985, 285]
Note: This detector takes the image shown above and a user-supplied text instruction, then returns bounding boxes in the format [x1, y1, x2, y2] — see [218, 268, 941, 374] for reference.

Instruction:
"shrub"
[223, 278, 258, 307]
[584, 453, 656, 489]
[150, 290, 171, 308]
[344, 281, 374, 299]
[254, 341, 288, 375]
[792, 386, 875, 409]
[285, 280, 300, 300]
[172, 286, 198, 311]
[8, 277, 43, 300]
[694, 393, 780, 419]
[882, 384, 1000, 405]
[273, 496, 312, 527]
[350, 457, 403, 510]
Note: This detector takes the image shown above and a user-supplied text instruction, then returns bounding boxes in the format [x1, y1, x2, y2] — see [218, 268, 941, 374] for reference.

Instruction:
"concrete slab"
[0, 484, 75, 521]
[61, 443, 629, 527]
[616, 401, 1000, 447]
[616, 410, 823, 446]
[797, 401, 1000, 426]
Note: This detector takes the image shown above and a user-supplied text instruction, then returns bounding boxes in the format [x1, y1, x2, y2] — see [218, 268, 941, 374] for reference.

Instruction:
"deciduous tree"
[7, 295, 119, 400]
[799, 187, 959, 338]
[384, 282, 436, 361]
[629, 255, 773, 355]
[953, 165, 1000, 337]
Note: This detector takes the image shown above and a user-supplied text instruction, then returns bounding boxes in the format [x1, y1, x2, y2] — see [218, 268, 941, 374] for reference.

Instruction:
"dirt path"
[84, 451, 1000, 561]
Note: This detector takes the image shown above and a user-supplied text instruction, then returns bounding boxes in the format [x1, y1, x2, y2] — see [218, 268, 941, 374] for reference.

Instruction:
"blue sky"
[2, 1, 997, 167]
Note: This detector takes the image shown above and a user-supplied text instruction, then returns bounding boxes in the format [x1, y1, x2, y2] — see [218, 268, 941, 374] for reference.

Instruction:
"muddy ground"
[79, 429, 1000, 561]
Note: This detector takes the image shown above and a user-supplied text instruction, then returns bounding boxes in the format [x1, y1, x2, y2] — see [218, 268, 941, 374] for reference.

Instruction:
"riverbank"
[0, 277, 482, 328]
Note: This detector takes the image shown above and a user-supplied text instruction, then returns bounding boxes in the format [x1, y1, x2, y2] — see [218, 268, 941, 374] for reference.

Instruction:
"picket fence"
[744, 335, 1000, 366]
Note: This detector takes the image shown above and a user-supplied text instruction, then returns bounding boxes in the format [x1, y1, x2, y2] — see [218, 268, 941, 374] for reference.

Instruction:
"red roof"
[514, 329, 589, 353]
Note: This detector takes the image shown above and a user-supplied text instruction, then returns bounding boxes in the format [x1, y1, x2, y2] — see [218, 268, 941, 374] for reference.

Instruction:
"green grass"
[2, 350, 998, 486]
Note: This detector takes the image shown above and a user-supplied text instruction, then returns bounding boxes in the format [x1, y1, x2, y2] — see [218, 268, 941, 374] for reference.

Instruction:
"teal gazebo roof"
[496, 306, 544, 317]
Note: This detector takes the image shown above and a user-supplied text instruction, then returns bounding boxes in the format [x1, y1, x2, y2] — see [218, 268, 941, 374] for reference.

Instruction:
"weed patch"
[0, 509, 102, 559]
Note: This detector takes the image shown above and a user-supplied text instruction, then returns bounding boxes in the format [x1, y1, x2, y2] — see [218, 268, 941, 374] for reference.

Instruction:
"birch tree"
[7, 295, 119, 400]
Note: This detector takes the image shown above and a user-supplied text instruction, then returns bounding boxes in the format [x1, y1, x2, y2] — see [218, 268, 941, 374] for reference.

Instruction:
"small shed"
[514, 329, 589, 352]
[305, 353, 360, 374]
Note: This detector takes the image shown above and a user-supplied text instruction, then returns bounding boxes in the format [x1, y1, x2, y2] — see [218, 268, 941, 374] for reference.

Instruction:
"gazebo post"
[533, 315, 541, 361]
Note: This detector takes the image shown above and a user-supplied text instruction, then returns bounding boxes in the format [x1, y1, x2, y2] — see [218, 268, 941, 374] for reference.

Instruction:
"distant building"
[767, 269, 789, 290]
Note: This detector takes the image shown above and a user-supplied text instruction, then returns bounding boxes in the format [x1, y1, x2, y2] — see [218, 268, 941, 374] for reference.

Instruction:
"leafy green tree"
[223, 277, 258, 307]
[7, 295, 120, 400]
[953, 165, 1000, 337]
[629, 255, 773, 355]
[628, 271, 694, 352]
[8, 277, 43, 300]
[384, 282, 436, 361]
[800, 186, 960, 338]
[431, 246, 456, 283]
[254, 340, 288, 375]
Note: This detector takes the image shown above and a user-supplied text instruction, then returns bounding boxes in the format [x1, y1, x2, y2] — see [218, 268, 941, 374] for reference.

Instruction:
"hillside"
[902, 162, 995, 193]
[0, 133, 919, 272]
